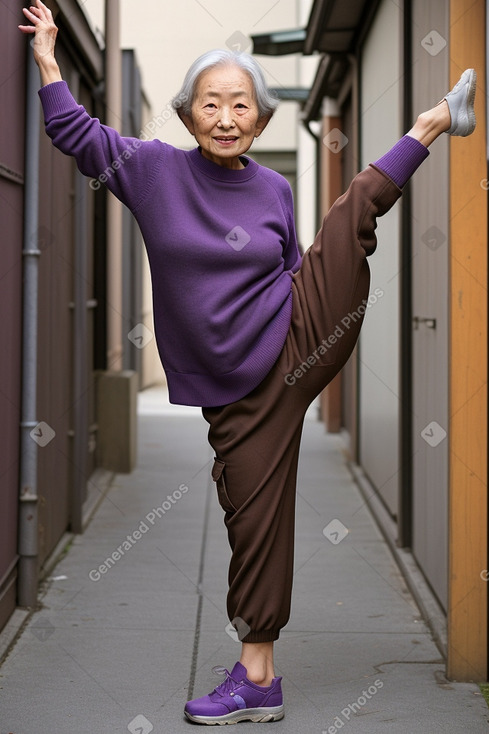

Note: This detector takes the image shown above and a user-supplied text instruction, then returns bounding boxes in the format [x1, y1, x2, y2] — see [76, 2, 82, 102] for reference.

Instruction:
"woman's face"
[183, 64, 270, 169]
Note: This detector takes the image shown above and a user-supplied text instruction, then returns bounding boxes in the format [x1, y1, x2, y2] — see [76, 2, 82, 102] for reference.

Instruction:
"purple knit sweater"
[38, 81, 301, 407]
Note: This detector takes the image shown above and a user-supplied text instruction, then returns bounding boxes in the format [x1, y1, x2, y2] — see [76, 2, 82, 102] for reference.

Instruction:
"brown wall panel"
[37, 122, 74, 565]
[0, 0, 26, 629]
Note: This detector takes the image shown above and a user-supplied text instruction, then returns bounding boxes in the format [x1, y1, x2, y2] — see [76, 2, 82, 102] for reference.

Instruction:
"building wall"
[36, 37, 105, 562]
[0, 0, 109, 632]
[335, 0, 487, 676]
[0, 0, 25, 631]
[358, 0, 402, 517]
[410, 0, 449, 609]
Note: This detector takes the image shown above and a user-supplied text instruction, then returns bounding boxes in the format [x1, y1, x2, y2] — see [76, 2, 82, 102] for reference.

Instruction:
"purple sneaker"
[184, 661, 284, 725]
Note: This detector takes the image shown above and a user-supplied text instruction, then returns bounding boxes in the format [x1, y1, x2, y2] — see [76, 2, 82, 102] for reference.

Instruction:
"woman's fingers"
[35, 0, 54, 14]
[18, 11, 37, 33]
[20, 8, 38, 22]
[19, 1, 59, 61]
[23, 6, 43, 21]
[19, 7, 41, 32]
[19, 1, 53, 29]
[27, 1, 53, 18]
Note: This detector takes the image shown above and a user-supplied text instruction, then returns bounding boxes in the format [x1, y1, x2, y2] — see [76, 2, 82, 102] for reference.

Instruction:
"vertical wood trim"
[320, 373, 342, 432]
[448, 0, 487, 681]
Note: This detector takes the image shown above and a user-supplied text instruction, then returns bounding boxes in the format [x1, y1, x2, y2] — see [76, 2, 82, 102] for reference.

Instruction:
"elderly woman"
[20, 0, 476, 726]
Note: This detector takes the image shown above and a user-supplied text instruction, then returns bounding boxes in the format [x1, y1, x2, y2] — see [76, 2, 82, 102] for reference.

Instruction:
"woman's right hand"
[19, 1, 61, 83]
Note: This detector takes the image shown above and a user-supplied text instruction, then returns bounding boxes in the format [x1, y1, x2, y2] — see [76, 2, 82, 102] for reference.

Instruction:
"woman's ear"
[178, 109, 195, 136]
[254, 114, 272, 138]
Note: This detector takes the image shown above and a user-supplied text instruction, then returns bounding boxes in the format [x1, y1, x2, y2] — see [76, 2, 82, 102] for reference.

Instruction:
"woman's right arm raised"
[18, 1, 163, 212]
[19, 1, 63, 86]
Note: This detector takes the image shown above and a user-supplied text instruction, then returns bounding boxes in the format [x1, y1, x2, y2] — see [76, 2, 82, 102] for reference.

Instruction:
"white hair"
[171, 49, 279, 119]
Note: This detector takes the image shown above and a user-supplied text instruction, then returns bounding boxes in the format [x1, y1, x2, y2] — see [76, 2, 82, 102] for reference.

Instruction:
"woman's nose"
[218, 109, 235, 128]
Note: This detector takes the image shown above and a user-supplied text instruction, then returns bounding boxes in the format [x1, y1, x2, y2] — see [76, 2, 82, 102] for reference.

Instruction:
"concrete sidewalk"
[0, 385, 488, 733]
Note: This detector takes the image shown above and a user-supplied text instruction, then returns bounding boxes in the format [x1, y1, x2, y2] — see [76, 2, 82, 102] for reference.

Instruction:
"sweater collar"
[187, 146, 259, 182]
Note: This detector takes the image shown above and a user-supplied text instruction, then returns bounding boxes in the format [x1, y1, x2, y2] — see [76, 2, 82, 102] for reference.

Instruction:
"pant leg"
[203, 366, 309, 643]
[278, 164, 402, 398]
[203, 165, 403, 644]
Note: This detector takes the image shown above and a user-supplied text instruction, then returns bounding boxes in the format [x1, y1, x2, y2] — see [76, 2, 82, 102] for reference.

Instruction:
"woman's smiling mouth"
[214, 136, 239, 145]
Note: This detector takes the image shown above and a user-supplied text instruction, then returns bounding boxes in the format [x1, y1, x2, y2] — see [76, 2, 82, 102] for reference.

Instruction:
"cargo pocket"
[211, 457, 237, 514]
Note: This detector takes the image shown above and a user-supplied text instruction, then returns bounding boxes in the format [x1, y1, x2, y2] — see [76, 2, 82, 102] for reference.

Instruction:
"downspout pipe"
[301, 116, 321, 232]
[18, 50, 41, 607]
[104, 0, 123, 370]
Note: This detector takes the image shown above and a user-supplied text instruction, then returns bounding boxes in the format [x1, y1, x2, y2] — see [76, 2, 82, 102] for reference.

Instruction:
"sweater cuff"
[38, 80, 80, 120]
[372, 135, 430, 188]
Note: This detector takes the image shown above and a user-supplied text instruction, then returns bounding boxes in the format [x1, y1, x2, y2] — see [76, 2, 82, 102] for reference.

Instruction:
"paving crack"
[373, 659, 444, 674]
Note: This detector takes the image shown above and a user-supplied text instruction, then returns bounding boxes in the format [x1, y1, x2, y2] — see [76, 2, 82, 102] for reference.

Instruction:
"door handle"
[413, 316, 436, 330]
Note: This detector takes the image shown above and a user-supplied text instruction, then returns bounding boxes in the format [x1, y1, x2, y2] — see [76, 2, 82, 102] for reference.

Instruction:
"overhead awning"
[251, 0, 381, 122]
[269, 87, 310, 102]
[252, 29, 307, 56]
[303, 0, 377, 55]
[300, 55, 350, 123]
[251, 0, 380, 57]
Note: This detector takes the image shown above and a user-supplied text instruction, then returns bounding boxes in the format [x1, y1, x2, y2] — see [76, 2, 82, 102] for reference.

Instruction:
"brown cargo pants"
[202, 165, 402, 643]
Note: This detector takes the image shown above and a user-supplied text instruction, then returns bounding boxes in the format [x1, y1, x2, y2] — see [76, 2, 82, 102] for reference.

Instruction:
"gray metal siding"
[358, 0, 402, 517]
[410, 0, 449, 609]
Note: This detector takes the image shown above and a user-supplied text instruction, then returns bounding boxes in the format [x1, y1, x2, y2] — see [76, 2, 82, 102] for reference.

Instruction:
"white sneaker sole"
[184, 704, 285, 725]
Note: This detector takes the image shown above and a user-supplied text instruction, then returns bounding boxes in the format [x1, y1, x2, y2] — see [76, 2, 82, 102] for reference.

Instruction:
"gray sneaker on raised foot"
[443, 68, 477, 136]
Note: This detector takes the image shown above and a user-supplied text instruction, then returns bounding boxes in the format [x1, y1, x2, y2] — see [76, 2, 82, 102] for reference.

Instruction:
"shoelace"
[211, 665, 240, 697]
